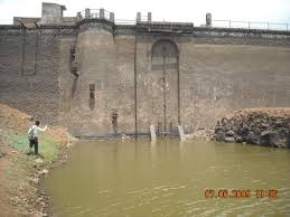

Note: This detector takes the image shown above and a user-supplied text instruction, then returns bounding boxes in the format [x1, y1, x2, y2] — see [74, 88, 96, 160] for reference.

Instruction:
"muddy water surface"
[45, 139, 290, 217]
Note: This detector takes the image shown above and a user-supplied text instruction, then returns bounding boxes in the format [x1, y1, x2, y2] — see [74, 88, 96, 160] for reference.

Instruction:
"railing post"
[206, 13, 212, 27]
[147, 12, 152, 23]
[248, 21, 250, 29]
[85, 8, 91, 19]
[229, 20, 231, 28]
[109, 12, 115, 22]
[77, 12, 83, 21]
[100, 8, 105, 19]
[286, 23, 288, 31]
[136, 12, 141, 23]
[267, 22, 270, 30]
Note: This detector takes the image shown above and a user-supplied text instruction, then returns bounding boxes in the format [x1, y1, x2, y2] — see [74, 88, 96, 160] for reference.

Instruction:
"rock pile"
[214, 108, 290, 148]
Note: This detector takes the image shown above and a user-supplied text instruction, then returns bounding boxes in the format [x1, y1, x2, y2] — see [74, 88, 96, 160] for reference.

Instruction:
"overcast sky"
[0, 0, 290, 25]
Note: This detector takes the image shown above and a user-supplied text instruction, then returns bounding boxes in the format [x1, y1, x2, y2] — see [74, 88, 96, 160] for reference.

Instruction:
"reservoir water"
[45, 139, 290, 217]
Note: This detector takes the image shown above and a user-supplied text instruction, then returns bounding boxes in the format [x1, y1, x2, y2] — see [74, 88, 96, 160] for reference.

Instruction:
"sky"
[0, 0, 290, 26]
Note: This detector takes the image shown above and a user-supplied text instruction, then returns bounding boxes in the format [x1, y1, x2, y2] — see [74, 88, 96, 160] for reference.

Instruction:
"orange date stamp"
[204, 189, 278, 199]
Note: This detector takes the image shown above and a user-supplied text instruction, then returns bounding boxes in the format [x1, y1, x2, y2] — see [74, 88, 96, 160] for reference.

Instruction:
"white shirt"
[28, 125, 47, 138]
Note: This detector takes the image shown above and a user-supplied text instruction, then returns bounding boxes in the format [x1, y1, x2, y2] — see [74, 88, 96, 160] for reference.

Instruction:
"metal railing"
[78, 9, 114, 22]
[212, 20, 289, 31]
[115, 19, 136, 25]
[89, 10, 100, 19]
[74, 9, 290, 32]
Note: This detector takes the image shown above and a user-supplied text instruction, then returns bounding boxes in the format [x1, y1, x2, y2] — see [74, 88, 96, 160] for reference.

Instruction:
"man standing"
[28, 120, 48, 155]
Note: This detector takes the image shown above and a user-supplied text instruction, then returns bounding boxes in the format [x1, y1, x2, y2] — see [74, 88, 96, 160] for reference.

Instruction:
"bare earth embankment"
[0, 103, 71, 217]
[214, 108, 290, 148]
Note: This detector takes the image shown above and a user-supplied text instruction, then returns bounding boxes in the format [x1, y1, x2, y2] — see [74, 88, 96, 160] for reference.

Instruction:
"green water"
[45, 139, 290, 217]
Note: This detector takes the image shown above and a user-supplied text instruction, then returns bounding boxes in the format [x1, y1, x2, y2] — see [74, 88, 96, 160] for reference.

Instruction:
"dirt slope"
[0, 103, 68, 217]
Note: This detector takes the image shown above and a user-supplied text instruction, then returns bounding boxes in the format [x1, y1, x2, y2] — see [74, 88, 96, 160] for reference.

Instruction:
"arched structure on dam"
[149, 39, 180, 133]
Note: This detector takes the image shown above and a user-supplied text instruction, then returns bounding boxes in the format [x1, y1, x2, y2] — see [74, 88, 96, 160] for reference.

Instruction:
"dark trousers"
[29, 137, 39, 155]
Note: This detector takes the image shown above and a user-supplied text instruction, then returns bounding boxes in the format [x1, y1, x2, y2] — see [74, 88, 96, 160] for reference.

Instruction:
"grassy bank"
[0, 104, 70, 217]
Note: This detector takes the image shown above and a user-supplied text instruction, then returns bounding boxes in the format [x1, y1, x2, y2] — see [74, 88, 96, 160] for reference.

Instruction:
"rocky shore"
[0, 103, 74, 217]
[214, 108, 290, 148]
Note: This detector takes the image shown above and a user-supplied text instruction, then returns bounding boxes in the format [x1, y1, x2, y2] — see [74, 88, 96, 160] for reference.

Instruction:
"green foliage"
[7, 133, 28, 152]
[40, 135, 59, 162]
[6, 132, 59, 162]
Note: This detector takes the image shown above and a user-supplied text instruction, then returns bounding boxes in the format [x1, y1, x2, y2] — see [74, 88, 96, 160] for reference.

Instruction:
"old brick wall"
[1, 21, 290, 136]
[0, 26, 75, 125]
[179, 41, 290, 132]
[66, 21, 118, 135]
[133, 29, 290, 134]
[58, 25, 290, 136]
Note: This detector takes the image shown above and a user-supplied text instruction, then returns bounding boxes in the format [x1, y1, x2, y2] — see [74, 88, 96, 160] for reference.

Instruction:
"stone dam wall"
[1, 4, 290, 137]
[0, 26, 75, 124]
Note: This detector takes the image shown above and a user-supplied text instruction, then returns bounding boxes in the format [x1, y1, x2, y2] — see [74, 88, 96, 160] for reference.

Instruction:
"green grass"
[40, 135, 59, 162]
[6, 132, 59, 162]
[7, 133, 28, 152]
